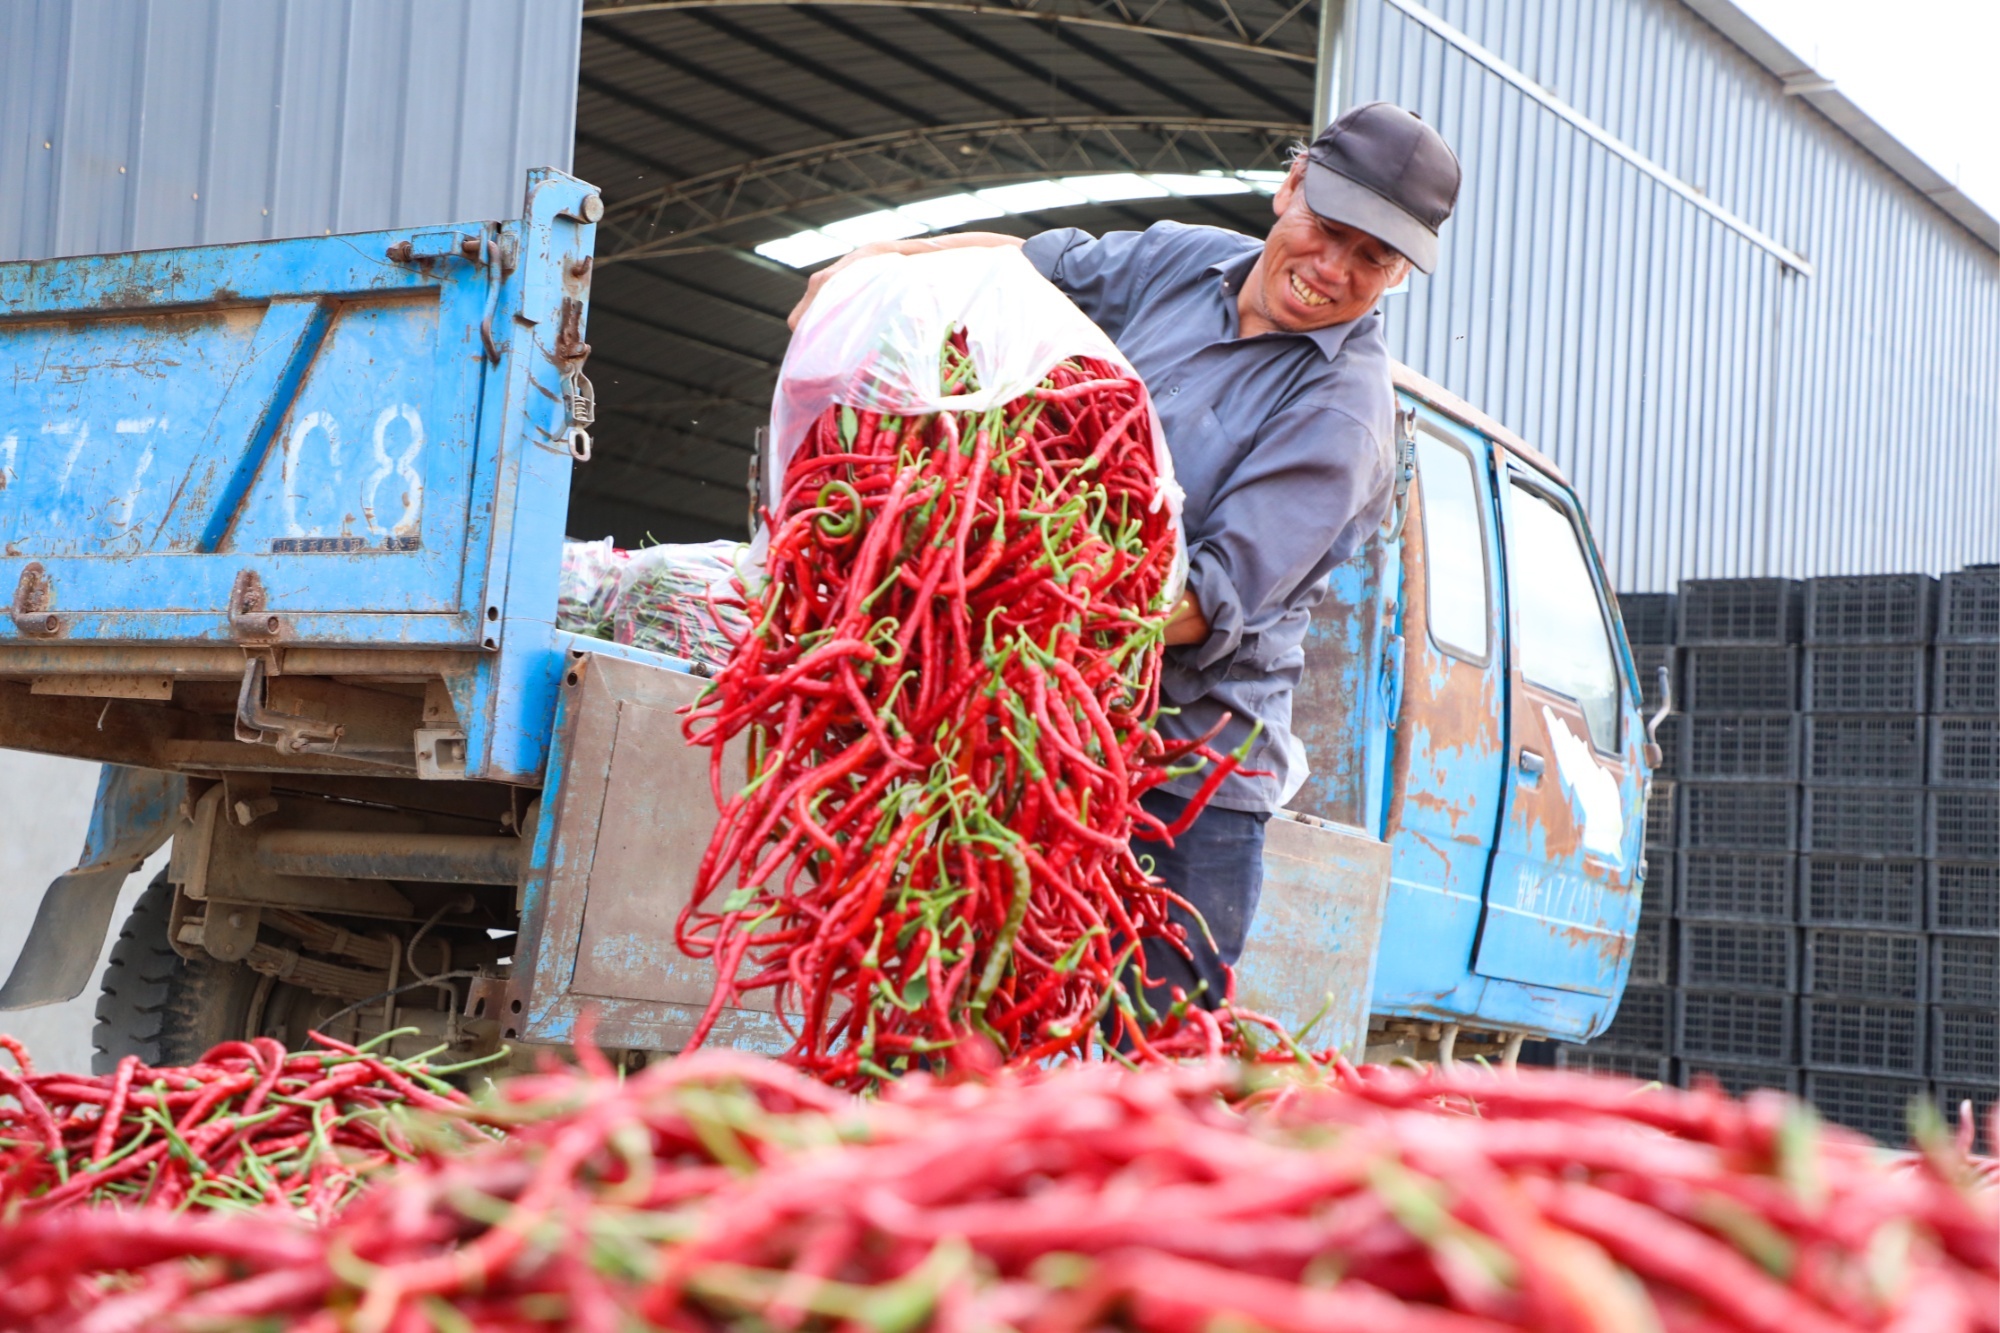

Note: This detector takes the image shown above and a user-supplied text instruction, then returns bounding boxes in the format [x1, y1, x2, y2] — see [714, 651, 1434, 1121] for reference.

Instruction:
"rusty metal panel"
[567, 694, 761, 1011]
[0, 0, 582, 263]
[514, 646, 779, 1054]
[1234, 812, 1390, 1060]
[1473, 463, 1648, 1001]
[1369, 405, 1510, 1017]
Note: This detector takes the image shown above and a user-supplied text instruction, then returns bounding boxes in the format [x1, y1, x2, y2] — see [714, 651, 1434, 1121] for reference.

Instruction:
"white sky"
[1734, 0, 2000, 217]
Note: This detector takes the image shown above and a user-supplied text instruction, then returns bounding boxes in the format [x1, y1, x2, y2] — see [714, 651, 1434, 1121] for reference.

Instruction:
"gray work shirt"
[1023, 221, 1395, 813]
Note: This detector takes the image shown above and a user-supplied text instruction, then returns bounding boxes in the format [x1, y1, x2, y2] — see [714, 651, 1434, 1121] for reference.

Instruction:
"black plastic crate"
[1678, 578, 1800, 646]
[1934, 644, 1999, 713]
[1676, 990, 1794, 1064]
[1930, 789, 2000, 861]
[1628, 915, 1670, 986]
[1600, 984, 1672, 1052]
[1639, 854, 1672, 919]
[1804, 1071, 1927, 1147]
[1929, 715, 2000, 788]
[1937, 567, 2000, 643]
[1802, 714, 1926, 786]
[1681, 783, 1797, 852]
[1932, 1006, 1999, 1082]
[1644, 782, 1678, 851]
[1680, 714, 1797, 782]
[1934, 1082, 1998, 1155]
[1802, 855, 1925, 928]
[1677, 919, 1796, 991]
[1677, 850, 1795, 920]
[1930, 861, 2000, 935]
[1803, 575, 1935, 645]
[1557, 1048, 1672, 1083]
[1632, 645, 1678, 713]
[1679, 1061, 1800, 1097]
[1802, 646, 1929, 712]
[1618, 592, 1678, 645]
[1931, 935, 1999, 1008]
[1800, 786, 1928, 857]
[1682, 647, 1798, 713]
[1802, 998, 1926, 1075]
[1804, 929, 1926, 1001]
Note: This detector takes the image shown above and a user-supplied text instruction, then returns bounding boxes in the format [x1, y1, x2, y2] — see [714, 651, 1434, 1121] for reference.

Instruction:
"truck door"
[1371, 411, 1510, 1006]
[1474, 464, 1644, 995]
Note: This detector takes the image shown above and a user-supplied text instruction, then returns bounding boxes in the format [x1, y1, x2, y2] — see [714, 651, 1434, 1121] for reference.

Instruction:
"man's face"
[1250, 160, 1413, 332]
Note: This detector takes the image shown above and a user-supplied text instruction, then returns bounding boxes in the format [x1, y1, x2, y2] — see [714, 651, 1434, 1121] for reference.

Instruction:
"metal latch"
[562, 367, 595, 462]
[385, 230, 470, 264]
[229, 570, 282, 639]
[9, 562, 59, 637]
[553, 294, 595, 462]
[1384, 407, 1419, 540]
[234, 657, 343, 754]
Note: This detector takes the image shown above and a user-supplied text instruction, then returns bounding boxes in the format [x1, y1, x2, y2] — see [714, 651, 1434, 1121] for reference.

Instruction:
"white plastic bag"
[556, 537, 624, 640]
[766, 246, 1184, 532]
[612, 540, 752, 670]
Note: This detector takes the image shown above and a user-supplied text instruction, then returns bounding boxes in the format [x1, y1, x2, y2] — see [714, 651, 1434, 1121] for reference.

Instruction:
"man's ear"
[1272, 159, 1306, 218]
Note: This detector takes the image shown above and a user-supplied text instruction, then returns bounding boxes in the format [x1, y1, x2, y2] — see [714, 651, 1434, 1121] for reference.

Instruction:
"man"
[790, 102, 1461, 1014]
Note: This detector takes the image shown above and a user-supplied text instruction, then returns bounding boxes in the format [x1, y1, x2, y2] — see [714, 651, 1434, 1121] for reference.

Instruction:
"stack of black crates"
[1576, 568, 1998, 1149]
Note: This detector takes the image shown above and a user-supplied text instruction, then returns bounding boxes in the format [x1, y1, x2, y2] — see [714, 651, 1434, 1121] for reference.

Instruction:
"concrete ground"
[0, 752, 167, 1074]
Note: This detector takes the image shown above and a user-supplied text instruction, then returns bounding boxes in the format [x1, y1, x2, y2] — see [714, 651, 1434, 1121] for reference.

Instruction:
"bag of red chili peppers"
[679, 247, 1264, 1088]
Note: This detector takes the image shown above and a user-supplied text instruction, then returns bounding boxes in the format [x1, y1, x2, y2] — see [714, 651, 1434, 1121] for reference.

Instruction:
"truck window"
[1506, 479, 1621, 751]
[1413, 430, 1490, 663]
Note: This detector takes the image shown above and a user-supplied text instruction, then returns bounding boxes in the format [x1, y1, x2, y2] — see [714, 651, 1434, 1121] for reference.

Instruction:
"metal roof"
[568, 0, 1320, 541]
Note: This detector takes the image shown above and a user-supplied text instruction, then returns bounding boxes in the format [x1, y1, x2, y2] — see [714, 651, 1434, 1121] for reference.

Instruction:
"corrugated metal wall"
[1349, 0, 2000, 590]
[0, 0, 583, 263]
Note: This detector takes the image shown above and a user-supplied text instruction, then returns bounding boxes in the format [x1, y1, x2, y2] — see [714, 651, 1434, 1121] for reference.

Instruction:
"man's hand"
[787, 232, 1027, 330]
[1163, 589, 1209, 646]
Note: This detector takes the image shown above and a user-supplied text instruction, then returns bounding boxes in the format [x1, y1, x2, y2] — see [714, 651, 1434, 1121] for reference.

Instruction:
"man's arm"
[787, 233, 1023, 329]
[1164, 590, 1209, 646]
[1176, 399, 1392, 673]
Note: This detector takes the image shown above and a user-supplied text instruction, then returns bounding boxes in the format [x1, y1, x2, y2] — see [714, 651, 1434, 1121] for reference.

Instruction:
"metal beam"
[588, 300, 780, 369]
[908, 10, 1124, 117]
[797, 8, 1036, 121]
[681, 9, 941, 127]
[578, 0, 1320, 65]
[1311, 0, 1348, 125]
[576, 70, 771, 158]
[619, 261, 796, 325]
[595, 115, 1306, 262]
[583, 16, 860, 141]
[1039, 23, 1228, 121]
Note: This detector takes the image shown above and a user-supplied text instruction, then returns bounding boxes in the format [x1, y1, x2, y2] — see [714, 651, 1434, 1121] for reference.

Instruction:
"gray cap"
[1302, 102, 1461, 274]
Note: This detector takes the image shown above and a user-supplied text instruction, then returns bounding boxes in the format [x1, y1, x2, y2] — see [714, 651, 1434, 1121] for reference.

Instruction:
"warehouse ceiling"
[566, 0, 1322, 543]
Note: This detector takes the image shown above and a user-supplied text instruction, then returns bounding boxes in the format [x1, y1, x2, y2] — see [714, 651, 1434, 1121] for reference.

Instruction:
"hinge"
[229, 570, 283, 639]
[9, 562, 59, 637]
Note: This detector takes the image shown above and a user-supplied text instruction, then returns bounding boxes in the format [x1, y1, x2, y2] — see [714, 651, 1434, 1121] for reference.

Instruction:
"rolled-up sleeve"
[1179, 400, 1393, 676]
[1021, 226, 1160, 339]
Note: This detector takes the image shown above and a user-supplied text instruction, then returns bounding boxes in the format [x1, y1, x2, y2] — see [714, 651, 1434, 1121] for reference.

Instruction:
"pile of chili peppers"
[0, 1050, 1992, 1332]
[681, 332, 1246, 1085]
[0, 1031, 478, 1222]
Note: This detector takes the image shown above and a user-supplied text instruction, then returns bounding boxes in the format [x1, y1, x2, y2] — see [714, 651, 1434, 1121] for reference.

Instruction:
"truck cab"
[0, 176, 1653, 1071]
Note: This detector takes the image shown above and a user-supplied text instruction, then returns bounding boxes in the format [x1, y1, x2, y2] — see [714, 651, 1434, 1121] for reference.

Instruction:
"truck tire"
[90, 871, 268, 1074]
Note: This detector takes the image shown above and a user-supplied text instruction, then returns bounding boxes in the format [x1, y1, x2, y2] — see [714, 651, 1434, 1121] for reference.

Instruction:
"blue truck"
[0, 170, 1662, 1073]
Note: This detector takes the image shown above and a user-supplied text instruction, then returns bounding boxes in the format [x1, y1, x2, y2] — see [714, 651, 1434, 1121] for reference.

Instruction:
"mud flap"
[0, 765, 185, 1009]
